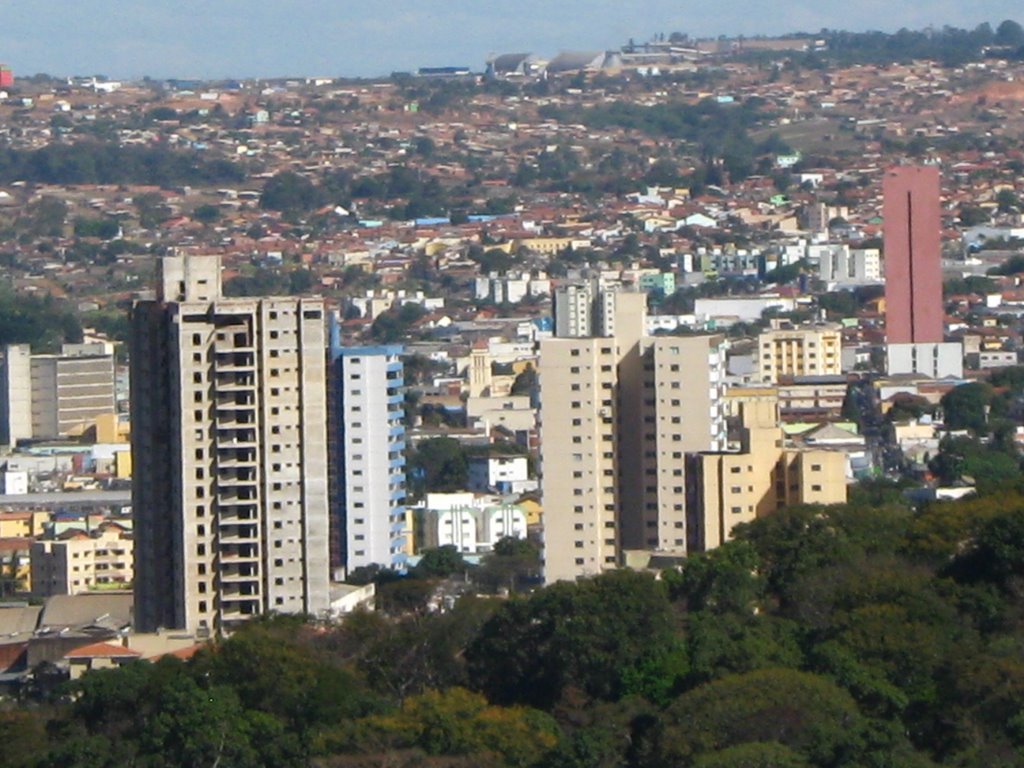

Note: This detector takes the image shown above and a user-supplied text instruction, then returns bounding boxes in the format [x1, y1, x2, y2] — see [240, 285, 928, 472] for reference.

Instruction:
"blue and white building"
[329, 324, 407, 574]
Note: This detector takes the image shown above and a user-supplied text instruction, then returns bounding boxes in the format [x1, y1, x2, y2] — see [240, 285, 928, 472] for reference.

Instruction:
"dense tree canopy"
[14, 494, 1024, 766]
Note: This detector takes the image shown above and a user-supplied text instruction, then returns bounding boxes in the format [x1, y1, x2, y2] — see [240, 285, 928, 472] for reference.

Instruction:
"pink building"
[883, 166, 943, 344]
[0, 67, 12, 89]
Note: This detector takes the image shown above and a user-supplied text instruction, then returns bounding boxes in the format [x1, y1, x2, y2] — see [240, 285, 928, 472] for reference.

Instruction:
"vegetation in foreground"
[5, 491, 1024, 766]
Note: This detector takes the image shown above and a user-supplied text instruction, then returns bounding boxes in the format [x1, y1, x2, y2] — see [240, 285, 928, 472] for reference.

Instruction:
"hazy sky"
[2, 1, 1022, 80]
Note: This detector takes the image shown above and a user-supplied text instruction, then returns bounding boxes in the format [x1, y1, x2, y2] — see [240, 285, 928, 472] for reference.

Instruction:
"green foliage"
[21, 494, 1024, 768]
[408, 437, 468, 495]
[654, 668, 866, 766]
[0, 142, 245, 186]
[466, 570, 676, 708]
[356, 688, 558, 766]
[475, 536, 541, 594]
[259, 171, 322, 214]
[510, 365, 537, 396]
[940, 382, 993, 433]
[192, 203, 221, 223]
[0, 286, 82, 352]
[370, 302, 425, 343]
[224, 267, 316, 297]
[944, 275, 998, 295]
[73, 217, 120, 239]
[415, 545, 468, 578]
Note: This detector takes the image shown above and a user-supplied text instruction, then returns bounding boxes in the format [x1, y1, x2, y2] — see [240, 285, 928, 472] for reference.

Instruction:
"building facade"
[540, 288, 728, 582]
[0, 344, 32, 447]
[30, 344, 116, 439]
[131, 254, 331, 636]
[0, 342, 116, 444]
[31, 525, 133, 597]
[757, 323, 842, 384]
[686, 398, 847, 552]
[328, 339, 407, 575]
[883, 165, 963, 378]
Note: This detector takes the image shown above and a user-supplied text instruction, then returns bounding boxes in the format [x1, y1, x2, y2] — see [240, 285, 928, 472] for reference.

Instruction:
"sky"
[1, 1, 1022, 80]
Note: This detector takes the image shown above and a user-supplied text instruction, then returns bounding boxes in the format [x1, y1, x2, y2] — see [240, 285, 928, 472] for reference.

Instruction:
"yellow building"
[0, 511, 48, 538]
[757, 322, 842, 384]
[93, 413, 130, 444]
[687, 397, 847, 551]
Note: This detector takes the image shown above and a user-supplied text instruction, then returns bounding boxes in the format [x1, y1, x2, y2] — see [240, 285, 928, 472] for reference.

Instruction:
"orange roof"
[65, 641, 142, 660]
[147, 643, 206, 662]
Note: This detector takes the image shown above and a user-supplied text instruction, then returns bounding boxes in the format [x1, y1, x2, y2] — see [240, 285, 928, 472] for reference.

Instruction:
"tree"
[370, 302, 425, 343]
[475, 536, 541, 594]
[408, 437, 468, 495]
[510, 366, 537, 397]
[192, 203, 221, 224]
[996, 188, 1020, 213]
[940, 382, 992, 433]
[356, 687, 559, 766]
[958, 205, 990, 226]
[260, 171, 321, 214]
[24, 196, 67, 237]
[466, 570, 677, 708]
[995, 19, 1024, 47]
[653, 669, 867, 766]
[415, 545, 468, 578]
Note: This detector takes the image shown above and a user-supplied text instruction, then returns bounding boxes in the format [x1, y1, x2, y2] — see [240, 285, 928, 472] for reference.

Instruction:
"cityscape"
[1, 16, 1024, 767]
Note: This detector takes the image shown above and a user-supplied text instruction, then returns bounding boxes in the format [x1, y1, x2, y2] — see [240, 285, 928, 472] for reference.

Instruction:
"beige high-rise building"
[757, 322, 842, 384]
[540, 288, 728, 583]
[131, 254, 330, 636]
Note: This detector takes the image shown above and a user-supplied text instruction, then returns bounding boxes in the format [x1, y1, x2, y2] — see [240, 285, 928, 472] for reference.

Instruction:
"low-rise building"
[30, 524, 133, 598]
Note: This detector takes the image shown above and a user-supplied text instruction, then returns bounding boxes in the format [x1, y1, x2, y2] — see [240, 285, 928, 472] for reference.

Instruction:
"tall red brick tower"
[883, 165, 943, 344]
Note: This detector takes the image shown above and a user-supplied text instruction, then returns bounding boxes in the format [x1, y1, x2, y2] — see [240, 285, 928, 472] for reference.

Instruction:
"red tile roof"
[65, 641, 142, 660]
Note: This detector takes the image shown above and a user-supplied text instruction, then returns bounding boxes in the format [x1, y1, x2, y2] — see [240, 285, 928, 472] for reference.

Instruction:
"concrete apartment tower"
[0, 344, 32, 447]
[883, 165, 963, 378]
[327, 319, 407, 576]
[0, 342, 116, 445]
[539, 288, 727, 582]
[131, 254, 330, 636]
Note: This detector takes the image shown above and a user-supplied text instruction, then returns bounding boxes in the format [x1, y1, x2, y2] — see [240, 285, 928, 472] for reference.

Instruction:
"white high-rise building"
[328, 335, 407, 575]
[131, 254, 330, 636]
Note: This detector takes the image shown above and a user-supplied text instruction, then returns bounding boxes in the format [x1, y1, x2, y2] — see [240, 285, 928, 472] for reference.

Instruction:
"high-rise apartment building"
[883, 166, 963, 378]
[757, 322, 842, 384]
[552, 281, 622, 338]
[540, 288, 728, 582]
[328, 332, 407, 575]
[131, 254, 330, 636]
